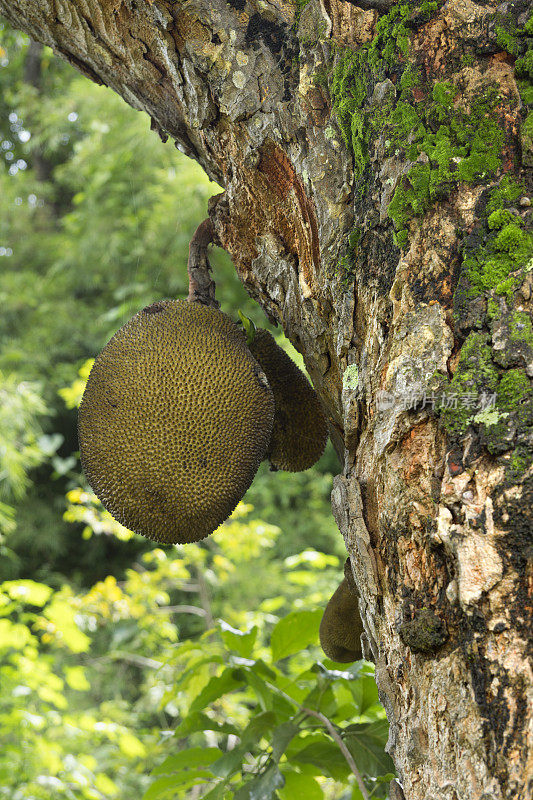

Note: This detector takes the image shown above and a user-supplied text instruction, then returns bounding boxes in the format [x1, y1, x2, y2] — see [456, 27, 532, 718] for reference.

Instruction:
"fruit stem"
[187, 217, 220, 308]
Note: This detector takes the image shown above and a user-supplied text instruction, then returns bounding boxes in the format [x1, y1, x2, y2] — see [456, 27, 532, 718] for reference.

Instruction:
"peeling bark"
[1, 1, 531, 798]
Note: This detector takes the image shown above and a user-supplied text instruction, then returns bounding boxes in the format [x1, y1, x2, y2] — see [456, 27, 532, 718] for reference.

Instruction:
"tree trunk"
[1, 1, 530, 798]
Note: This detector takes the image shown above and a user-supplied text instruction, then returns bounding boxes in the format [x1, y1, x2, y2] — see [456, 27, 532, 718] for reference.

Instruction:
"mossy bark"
[1, 1, 531, 798]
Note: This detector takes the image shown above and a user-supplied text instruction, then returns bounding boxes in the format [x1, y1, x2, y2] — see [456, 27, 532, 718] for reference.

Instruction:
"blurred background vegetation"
[0, 19, 392, 800]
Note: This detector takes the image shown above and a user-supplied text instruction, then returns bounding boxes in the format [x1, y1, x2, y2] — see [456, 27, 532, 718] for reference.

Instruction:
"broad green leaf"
[301, 685, 337, 719]
[220, 621, 258, 659]
[200, 783, 230, 800]
[270, 610, 322, 661]
[143, 774, 208, 800]
[1, 580, 53, 607]
[241, 666, 278, 712]
[343, 720, 395, 776]
[241, 711, 277, 746]
[174, 711, 239, 738]
[233, 764, 284, 800]
[271, 673, 307, 705]
[351, 784, 366, 800]
[252, 659, 278, 682]
[278, 769, 323, 800]
[349, 676, 379, 715]
[271, 722, 300, 762]
[189, 668, 243, 714]
[210, 745, 248, 779]
[291, 738, 350, 781]
[152, 748, 220, 776]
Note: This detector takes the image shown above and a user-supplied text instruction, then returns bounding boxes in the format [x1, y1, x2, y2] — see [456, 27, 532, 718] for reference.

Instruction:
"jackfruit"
[319, 572, 363, 663]
[247, 329, 328, 471]
[78, 299, 274, 544]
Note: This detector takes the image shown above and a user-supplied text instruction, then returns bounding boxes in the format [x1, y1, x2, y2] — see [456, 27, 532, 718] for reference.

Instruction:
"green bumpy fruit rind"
[319, 576, 364, 663]
[248, 329, 328, 471]
[78, 299, 275, 544]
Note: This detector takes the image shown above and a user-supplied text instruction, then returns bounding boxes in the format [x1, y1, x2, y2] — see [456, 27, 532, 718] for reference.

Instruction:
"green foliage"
[0, 506, 392, 800]
[0, 371, 48, 502]
[142, 599, 392, 800]
[0, 371, 54, 536]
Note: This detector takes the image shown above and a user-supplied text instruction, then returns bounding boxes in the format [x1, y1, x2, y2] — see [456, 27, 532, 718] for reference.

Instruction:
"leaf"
[152, 747, 220, 775]
[301, 685, 337, 719]
[271, 722, 300, 762]
[1, 580, 53, 607]
[278, 770, 323, 800]
[199, 783, 230, 800]
[241, 711, 277, 746]
[210, 745, 248, 779]
[343, 720, 396, 777]
[220, 621, 258, 658]
[189, 668, 243, 714]
[270, 610, 322, 661]
[174, 711, 239, 738]
[291, 738, 350, 781]
[0, 619, 33, 650]
[311, 662, 361, 682]
[142, 773, 211, 800]
[241, 666, 279, 712]
[233, 764, 285, 800]
[43, 599, 90, 653]
[64, 665, 90, 691]
[349, 676, 379, 715]
[118, 731, 147, 758]
[94, 773, 119, 796]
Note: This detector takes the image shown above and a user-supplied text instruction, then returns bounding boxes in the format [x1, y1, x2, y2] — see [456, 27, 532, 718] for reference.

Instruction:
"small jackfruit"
[247, 329, 328, 471]
[78, 299, 274, 544]
[319, 574, 363, 663]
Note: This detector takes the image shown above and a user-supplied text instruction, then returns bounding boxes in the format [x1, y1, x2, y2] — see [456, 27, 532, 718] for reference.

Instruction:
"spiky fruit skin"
[247, 329, 328, 471]
[319, 577, 363, 663]
[78, 299, 274, 544]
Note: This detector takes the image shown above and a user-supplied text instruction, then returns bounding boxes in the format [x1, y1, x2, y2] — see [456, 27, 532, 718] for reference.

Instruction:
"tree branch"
[154, 604, 207, 617]
[300, 706, 370, 800]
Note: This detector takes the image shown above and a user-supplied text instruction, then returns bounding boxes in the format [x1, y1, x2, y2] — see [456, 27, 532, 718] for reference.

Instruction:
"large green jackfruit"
[247, 329, 328, 471]
[319, 571, 363, 663]
[78, 299, 274, 544]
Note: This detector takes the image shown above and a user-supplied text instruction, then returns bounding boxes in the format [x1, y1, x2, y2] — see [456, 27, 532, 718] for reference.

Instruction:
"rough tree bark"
[1, 1, 531, 798]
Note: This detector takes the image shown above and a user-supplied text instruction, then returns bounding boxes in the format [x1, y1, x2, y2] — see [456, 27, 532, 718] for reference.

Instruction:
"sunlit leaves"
[1, 579, 52, 606]
[64, 488, 134, 541]
[270, 609, 322, 661]
[39, 594, 91, 652]
[278, 769, 323, 800]
[58, 358, 93, 408]
[141, 595, 392, 800]
[233, 764, 284, 800]
[0, 617, 33, 649]
[220, 621, 258, 659]
[343, 721, 396, 776]
[64, 665, 90, 691]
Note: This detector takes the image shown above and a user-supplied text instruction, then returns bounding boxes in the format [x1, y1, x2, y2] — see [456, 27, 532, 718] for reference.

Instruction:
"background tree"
[0, 2, 531, 800]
